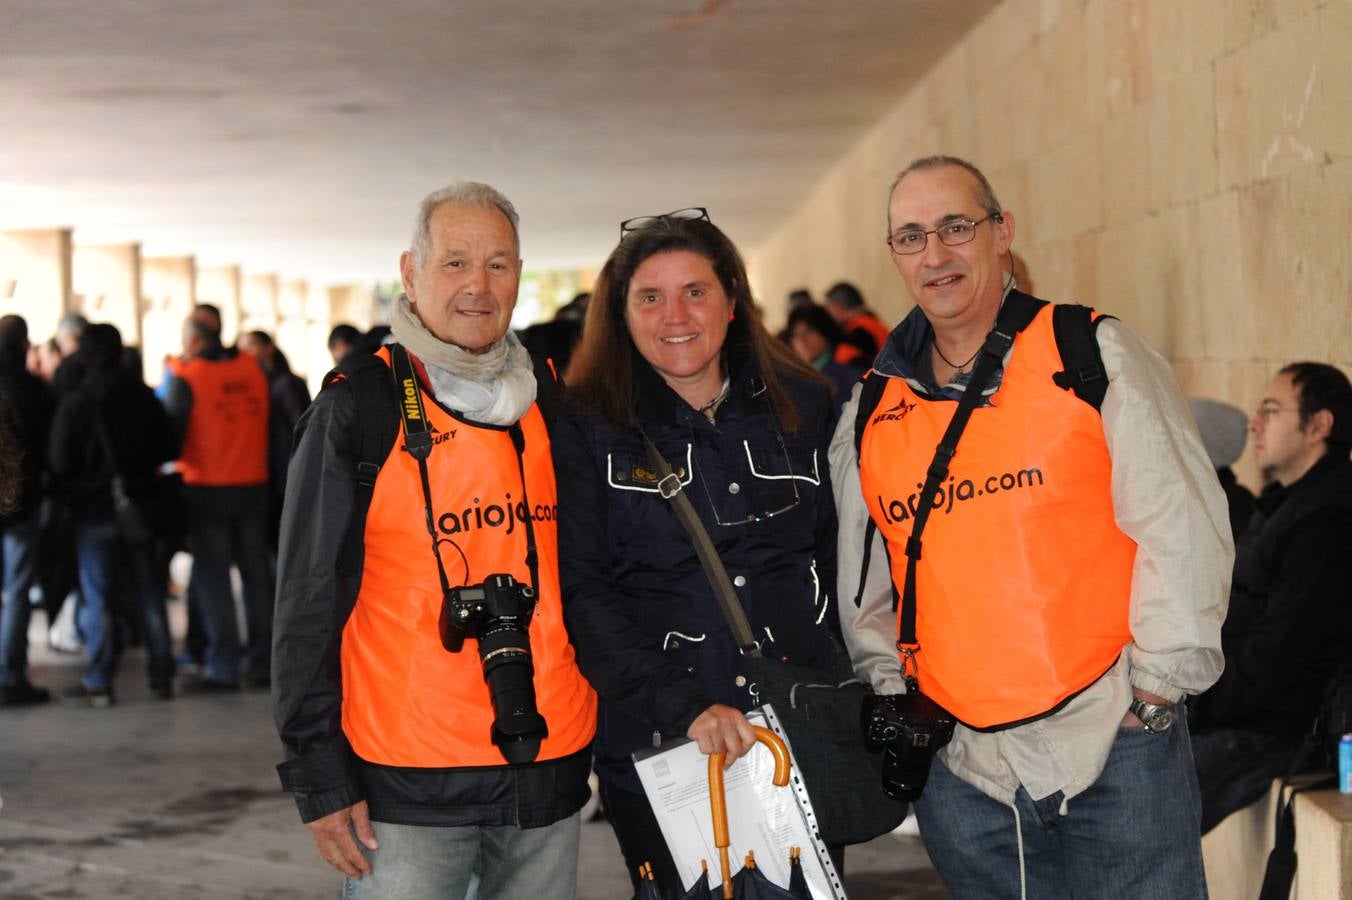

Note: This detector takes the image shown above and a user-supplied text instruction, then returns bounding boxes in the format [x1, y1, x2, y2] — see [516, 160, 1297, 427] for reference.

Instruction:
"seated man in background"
[1190, 362, 1352, 833]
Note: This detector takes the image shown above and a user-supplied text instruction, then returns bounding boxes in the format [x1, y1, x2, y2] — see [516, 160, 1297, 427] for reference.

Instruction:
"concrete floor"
[0, 604, 946, 899]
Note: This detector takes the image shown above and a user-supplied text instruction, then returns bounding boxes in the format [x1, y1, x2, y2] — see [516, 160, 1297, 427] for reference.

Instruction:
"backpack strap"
[322, 351, 400, 581]
[851, 370, 889, 608]
[1050, 303, 1113, 411]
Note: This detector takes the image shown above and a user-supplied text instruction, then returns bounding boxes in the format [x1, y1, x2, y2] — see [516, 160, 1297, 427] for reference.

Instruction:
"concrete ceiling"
[1, 0, 998, 284]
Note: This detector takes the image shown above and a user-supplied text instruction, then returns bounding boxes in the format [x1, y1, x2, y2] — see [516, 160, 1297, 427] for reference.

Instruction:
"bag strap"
[1258, 736, 1337, 900]
[89, 407, 135, 509]
[640, 430, 762, 658]
[894, 293, 1044, 659]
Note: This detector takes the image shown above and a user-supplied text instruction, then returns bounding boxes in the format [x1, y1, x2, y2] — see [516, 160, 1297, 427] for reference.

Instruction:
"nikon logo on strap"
[402, 377, 421, 420]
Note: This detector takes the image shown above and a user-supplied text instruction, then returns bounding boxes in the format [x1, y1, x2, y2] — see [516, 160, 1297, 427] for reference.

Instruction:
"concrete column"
[142, 256, 196, 388]
[326, 284, 374, 331]
[73, 243, 143, 351]
[277, 279, 312, 382]
[197, 265, 242, 346]
[0, 229, 74, 344]
[242, 274, 279, 333]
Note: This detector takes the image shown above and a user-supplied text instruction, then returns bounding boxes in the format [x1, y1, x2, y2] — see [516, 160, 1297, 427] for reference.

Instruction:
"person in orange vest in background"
[832, 155, 1231, 898]
[162, 316, 273, 691]
[272, 181, 595, 898]
[825, 281, 891, 362]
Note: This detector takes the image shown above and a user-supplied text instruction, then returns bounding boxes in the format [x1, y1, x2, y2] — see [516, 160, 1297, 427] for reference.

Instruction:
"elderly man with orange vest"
[831, 156, 1232, 899]
[272, 182, 596, 898]
[163, 316, 274, 691]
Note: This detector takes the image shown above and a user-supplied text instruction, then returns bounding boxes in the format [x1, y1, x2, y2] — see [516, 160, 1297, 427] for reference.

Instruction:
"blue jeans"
[342, 813, 580, 899]
[0, 511, 40, 685]
[189, 505, 273, 683]
[915, 714, 1208, 899]
[75, 518, 123, 691]
[74, 518, 176, 691]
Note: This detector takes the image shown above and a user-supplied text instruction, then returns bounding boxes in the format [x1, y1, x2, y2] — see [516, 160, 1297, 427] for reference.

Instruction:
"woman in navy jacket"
[554, 210, 839, 894]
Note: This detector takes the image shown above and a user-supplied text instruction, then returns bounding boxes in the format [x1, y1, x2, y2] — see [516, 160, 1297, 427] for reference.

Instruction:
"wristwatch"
[1128, 697, 1177, 733]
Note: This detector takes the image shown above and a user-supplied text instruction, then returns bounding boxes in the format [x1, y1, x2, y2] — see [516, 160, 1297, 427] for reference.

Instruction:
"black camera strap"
[508, 424, 542, 596]
[895, 294, 1041, 659]
[390, 344, 454, 598]
[641, 429, 762, 658]
[389, 344, 541, 597]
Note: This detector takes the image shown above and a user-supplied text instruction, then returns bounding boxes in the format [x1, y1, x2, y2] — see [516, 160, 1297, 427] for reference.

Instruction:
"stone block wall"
[750, 0, 1351, 487]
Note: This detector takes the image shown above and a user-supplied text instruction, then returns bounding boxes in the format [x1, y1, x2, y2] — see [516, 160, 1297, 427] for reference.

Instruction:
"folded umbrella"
[707, 726, 795, 899]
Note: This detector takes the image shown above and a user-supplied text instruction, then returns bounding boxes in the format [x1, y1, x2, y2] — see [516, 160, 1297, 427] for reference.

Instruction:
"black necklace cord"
[932, 338, 981, 373]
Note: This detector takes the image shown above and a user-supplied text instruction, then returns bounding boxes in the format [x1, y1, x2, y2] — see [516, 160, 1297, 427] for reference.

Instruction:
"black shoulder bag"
[640, 431, 908, 847]
[92, 410, 155, 545]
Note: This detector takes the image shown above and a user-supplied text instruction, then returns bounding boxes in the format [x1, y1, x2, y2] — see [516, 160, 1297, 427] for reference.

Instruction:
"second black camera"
[862, 686, 957, 801]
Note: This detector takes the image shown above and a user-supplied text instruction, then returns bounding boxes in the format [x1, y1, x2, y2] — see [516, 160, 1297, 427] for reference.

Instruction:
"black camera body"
[862, 684, 957, 801]
[440, 573, 549, 765]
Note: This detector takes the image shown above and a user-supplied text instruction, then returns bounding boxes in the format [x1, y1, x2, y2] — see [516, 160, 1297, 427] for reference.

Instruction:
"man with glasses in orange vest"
[832, 155, 1231, 898]
[272, 182, 595, 898]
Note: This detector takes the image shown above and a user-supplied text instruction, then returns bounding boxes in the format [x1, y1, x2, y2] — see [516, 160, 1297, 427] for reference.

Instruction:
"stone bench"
[1202, 775, 1352, 899]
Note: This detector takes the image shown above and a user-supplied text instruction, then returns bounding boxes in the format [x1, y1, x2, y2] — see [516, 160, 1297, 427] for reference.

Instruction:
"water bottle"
[1341, 733, 1352, 794]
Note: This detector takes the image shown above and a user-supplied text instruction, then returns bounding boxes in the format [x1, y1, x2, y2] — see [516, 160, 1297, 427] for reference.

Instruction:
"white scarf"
[389, 296, 536, 426]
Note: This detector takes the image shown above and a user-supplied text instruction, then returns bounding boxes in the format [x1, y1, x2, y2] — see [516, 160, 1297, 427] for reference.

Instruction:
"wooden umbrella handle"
[708, 726, 792, 898]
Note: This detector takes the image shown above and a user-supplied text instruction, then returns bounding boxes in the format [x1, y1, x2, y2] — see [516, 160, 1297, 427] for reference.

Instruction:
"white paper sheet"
[633, 707, 848, 899]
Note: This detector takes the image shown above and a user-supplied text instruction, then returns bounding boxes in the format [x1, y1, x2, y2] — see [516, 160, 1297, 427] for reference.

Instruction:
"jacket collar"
[872, 283, 1024, 402]
[630, 339, 763, 426]
[1256, 450, 1350, 516]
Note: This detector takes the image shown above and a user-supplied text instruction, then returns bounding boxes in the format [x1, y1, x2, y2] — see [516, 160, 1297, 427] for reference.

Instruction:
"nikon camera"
[862, 685, 957, 801]
[440, 573, 549, 765]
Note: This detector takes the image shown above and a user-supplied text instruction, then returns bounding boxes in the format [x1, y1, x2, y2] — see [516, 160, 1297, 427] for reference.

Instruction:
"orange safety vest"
[832, 343, 864, 366]
[341, 349, 596, 767]
[858, 306, 1136, 730]
[176, 353, 269, 487]
[848, 310, 892, 355]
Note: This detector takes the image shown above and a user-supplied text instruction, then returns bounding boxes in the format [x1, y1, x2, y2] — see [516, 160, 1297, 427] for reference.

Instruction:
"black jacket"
[0, 368, 52, 523]
[554, 346, 839, 792]
[272, 352, 589, 826]
[48, 366, 175, 521]
[1192, 451, 1352, 735]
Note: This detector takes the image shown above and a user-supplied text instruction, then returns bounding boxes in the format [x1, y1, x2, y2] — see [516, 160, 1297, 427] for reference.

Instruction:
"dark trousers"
[1190, 728, 1302, 834]
[600, 779, 682, 895]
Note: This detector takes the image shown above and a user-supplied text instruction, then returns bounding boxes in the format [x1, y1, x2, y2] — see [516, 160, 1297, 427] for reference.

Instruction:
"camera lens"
[478, 622, 548, 764]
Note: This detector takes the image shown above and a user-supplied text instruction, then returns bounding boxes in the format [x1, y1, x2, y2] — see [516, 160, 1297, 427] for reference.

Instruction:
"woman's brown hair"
[567, 215, 821, 432]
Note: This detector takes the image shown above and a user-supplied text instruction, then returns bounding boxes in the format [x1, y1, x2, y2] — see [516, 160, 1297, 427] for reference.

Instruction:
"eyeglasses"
[619, 207, 710, 238]
[694, 428, 811, 528]
[886, 215, 994, 255]
[1254, 404, 1299, 423]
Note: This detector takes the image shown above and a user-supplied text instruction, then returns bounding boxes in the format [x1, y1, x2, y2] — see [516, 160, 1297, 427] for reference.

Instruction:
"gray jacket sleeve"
[1096, 318, 1231, 701]
[830, 382, 909, 696]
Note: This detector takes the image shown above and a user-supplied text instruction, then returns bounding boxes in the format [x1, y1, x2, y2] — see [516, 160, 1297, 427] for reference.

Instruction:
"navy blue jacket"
[554, 345, 839, 791]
